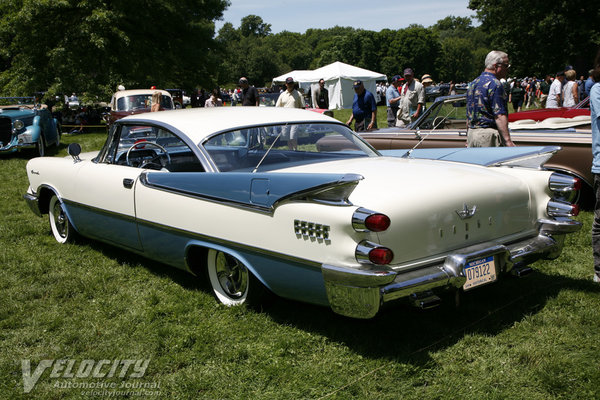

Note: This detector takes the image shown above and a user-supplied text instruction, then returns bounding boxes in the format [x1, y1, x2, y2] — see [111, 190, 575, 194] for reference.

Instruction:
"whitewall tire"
[48, 195, 76, 243]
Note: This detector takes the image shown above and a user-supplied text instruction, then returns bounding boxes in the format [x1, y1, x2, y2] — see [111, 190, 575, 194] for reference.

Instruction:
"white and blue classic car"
[24, 107, 582, 318]
[1, 98, 61, 157]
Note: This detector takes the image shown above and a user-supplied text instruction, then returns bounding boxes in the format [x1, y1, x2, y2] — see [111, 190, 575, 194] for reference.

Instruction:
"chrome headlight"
[13, 119, 24, 130]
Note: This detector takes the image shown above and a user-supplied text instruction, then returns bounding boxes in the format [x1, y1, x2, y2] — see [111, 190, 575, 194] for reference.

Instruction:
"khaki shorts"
[467, 127, 503, 147]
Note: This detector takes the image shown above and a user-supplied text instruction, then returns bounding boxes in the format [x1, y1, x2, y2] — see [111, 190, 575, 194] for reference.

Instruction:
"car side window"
[105, 125, 204, 172]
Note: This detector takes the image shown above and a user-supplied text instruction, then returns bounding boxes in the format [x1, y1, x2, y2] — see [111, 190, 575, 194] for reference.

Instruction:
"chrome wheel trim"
[207, 249, 249, 305]
[49, 195, 69, 243]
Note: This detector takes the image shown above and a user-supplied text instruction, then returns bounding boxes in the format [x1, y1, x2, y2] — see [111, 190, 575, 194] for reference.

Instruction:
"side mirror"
[67, 143, 82, 162]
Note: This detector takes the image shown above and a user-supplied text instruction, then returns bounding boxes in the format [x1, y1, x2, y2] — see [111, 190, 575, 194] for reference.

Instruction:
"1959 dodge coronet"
[24, 107, 582, 318]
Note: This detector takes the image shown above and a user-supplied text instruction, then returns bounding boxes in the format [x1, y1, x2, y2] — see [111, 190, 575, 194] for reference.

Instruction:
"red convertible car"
[508, 97, 589, 122]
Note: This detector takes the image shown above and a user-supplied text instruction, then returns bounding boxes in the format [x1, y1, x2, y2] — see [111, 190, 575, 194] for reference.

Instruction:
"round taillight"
[571, 203, 580, 216]
[365, 214, 390, 232]
[369, 247, 393, 265]
[573, 177, 582, 191]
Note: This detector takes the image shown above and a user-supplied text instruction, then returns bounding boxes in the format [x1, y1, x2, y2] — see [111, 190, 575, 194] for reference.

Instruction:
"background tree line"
[0, 0, 598, 103]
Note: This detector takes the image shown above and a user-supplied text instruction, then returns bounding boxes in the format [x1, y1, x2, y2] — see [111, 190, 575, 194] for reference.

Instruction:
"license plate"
[463, 255, 497, 291]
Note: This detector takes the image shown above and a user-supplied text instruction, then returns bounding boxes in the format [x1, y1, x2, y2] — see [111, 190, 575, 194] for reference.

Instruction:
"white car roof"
[119, 107, 343, 144]
[112, 89, 172, 99]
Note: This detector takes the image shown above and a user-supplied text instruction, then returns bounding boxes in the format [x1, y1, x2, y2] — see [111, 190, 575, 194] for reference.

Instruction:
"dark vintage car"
[165, 89, 184, 109]
[320, 94, 594, 205]
[0, 97, 61, 157]
[508, 97, 590, 122]
[106, 89, 175, 125]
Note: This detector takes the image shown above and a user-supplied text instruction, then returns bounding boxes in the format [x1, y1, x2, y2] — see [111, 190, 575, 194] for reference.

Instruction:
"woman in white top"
[562, 69, 578, 107]
[205, 89, 223, 107]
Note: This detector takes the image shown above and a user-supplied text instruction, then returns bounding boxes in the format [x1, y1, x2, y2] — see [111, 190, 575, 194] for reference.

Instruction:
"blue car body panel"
[379, 145, 561, 166]
[143, 171, 362, 211]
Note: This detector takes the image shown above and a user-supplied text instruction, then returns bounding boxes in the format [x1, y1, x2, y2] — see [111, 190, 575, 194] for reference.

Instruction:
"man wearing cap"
[239, 77, 259, 106]
[397, 68, 425, 127]
[346, 80, 377, 131]
[466, 50, 514, 147]
[385, 76, 402, 127]
[546, 71, 565, 108]
[276, 77, 305, 150]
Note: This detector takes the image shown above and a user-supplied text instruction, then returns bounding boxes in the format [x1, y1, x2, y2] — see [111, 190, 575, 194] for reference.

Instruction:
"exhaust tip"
[410, 291, 441, 309]
[511, 266, 534, 277]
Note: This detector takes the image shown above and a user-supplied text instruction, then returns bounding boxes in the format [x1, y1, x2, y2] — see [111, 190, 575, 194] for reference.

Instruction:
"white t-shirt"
[546, 79, 562, 108]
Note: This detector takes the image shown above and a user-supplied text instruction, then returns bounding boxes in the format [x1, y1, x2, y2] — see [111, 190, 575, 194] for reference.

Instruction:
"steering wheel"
[432, 116, 448, 129]
[125, 141, 171, 168]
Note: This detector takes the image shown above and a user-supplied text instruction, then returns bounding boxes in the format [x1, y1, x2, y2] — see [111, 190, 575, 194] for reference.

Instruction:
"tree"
[0, 0, 229, 100]
[469, 0, 600, 76]
[239, 15, 271, 38]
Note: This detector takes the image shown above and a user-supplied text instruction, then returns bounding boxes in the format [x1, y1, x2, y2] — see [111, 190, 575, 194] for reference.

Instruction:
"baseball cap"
[285, 77, 294, 84]
[403, 68, 414, 76]
[353, 80, 363, 88]
[391, 75, 401, 82]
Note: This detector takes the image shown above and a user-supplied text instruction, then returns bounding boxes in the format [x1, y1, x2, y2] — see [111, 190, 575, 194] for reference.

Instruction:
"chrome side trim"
[352, 207, 376, 232]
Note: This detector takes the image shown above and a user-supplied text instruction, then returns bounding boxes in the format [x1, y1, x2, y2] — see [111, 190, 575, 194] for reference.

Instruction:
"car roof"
[119, 106, 343, 144]
[112, 89, 172, 99]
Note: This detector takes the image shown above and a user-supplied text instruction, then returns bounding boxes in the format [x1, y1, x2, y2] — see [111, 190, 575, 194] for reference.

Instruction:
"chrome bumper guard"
[322, 218, 582, 319]
[23, 192, 42, 217]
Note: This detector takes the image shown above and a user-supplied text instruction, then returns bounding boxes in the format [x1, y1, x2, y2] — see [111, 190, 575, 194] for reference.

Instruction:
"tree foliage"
[469, 0, 600, 76]
[0, 0, 229, 100]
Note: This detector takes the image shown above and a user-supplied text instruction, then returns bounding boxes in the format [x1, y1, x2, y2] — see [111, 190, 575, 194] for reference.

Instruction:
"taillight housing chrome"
[548, 173, 581, 203]
[356, 240, 394, 265]
[547, 200, 579, 217]
[352, 207, 391, 232]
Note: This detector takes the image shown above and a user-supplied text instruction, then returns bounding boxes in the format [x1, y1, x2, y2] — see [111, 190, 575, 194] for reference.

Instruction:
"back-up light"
[356, 240, 394, 265]
[548, 173, 581, 203]
[353, 208, 391, 232]
[547, 200, 579, 217]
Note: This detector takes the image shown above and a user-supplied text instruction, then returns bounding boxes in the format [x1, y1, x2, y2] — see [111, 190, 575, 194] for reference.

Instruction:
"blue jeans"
[592, 174, 600, 273]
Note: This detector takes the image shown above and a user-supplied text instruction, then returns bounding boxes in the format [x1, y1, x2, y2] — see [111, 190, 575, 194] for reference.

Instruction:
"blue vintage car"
[0, 97, 61, 157]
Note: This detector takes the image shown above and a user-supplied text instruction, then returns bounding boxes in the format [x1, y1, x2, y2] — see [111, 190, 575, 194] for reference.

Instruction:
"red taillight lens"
[369, 247, 393, 264]
[365, 214, 391, 232]
[571, 203, 580, 216]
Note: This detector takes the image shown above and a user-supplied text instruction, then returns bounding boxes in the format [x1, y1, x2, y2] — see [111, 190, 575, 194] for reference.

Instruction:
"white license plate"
[463, 255, 497, 291]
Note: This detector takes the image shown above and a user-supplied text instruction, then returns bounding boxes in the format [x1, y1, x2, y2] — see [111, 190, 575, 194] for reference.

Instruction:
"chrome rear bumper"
[322, 218, 581, 319]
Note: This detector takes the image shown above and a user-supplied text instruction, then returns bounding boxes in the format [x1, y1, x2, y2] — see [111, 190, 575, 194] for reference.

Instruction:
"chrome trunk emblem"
[456, 203, 477, 219]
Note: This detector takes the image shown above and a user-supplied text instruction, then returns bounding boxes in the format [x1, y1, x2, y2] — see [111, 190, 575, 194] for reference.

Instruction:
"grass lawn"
[1, 131, 599, 399]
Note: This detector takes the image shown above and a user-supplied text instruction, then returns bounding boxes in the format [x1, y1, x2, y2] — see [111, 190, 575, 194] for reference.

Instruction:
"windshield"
[203, 122, 378, 172]
[415, 97, 467, 130]
[116, 94, 173, 111]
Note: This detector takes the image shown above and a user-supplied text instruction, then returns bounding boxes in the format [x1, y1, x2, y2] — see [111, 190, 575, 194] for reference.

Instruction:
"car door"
[69, 124, 155, 250]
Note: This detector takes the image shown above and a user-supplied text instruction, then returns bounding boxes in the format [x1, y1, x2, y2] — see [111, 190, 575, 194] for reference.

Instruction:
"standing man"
[312, 79, 329, 110]
[589, 51, 600, 283]
[346, 80, 377, 132]
[276, 77, 305, 150]
[546, 71, 565, 108]
[385, 75, 402, 127]
[397, 68, 425, 127]
[539, 75, 551, 108]
[239, 77, 259, 106]
[466, 50, 515, 147]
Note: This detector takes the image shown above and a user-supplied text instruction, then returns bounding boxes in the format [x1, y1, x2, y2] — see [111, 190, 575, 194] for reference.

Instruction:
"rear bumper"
[322, 218, 581, 319]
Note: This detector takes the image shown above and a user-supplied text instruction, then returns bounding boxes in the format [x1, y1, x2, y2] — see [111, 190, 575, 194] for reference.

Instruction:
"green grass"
[1, 131, 599, 399]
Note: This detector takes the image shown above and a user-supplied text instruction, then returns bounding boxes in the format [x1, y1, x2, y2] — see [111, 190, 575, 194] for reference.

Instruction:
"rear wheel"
[206, 249, 268, 306]
[48, 195, 76, 243]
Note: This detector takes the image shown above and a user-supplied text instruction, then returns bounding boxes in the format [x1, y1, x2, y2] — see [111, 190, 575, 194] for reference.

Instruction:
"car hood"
[279, 156, 536, 264]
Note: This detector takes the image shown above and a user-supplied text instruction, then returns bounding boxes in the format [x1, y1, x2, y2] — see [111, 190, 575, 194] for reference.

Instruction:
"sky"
[215, 0, 478, 34]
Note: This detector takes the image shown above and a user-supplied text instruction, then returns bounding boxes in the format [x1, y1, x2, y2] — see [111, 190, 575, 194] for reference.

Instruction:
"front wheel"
[35, 134, 46, 157]
[206, 249, 268, 306]
[48, 195, 77, 243]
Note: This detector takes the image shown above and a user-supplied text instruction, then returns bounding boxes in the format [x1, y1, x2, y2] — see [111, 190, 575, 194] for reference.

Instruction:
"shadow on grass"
[79, 239, 600, 365]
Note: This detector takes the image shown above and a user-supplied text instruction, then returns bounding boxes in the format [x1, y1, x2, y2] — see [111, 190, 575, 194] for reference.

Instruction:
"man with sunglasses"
[466, 50, 515, 147]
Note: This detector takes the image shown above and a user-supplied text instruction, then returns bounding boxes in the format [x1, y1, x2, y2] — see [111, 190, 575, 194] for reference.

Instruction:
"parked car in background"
[165, 89, 184, 109]
[322, 94, 594, 206]
[508, 97, 590, 122]
[24, 107, 581, 319]
[106, 89, 174, 125]
[0, 97, 60, 157]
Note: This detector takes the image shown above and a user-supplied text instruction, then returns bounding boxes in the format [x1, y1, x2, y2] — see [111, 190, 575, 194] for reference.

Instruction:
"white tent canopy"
[272, 62, 387, 110]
